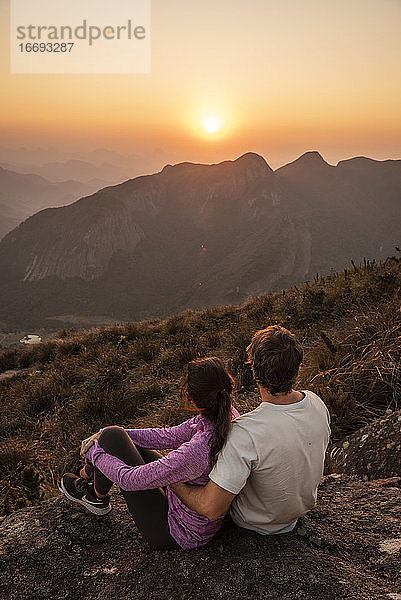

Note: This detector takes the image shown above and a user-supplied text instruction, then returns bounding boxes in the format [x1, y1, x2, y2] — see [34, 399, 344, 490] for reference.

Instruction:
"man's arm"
[170, 480, 235, 521]
[170, 421, 256, 520]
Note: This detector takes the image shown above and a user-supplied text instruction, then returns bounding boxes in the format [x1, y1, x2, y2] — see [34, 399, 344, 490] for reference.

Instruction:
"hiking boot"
[59, 473, 111, 515]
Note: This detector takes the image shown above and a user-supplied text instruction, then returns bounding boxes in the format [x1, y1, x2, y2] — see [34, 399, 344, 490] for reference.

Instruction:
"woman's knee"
[98, 426, 143, 464]
[98, 425, 127, 448]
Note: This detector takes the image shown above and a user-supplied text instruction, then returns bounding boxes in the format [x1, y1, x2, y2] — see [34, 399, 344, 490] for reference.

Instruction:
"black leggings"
[87, 425, 180, 550]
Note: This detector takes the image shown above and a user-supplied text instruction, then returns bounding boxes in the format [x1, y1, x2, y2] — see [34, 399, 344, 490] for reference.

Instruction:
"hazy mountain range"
[0, 146, 169, 241]
[0, 151, 400, 329]
[0, 160, 129, 186]
[0, 167, 101, 241]
[0, 146, 168, 185]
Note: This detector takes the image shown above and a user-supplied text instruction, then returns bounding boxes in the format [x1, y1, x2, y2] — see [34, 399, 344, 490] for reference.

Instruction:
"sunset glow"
[202, 115, 222, 135]
[0, 0, 400, 168]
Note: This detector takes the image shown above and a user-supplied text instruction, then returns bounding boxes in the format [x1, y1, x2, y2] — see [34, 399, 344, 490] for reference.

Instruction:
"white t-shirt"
[209, 390, 331, 534]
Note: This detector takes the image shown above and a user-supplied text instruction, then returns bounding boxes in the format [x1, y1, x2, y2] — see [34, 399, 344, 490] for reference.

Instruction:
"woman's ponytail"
[182, 357, 235, 468]
[208, 388, 232, 467]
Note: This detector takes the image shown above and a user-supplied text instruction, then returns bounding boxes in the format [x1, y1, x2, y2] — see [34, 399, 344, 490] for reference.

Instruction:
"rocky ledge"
[0, 474, 400, 600]
[330, 409, 401, 480]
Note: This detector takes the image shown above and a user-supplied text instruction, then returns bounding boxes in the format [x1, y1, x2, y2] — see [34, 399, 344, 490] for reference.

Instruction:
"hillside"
[0, 256, 400, 516]
[276, 152, 401, 275]
[0, 257, 400, 599]
[0, 151, 400, 329]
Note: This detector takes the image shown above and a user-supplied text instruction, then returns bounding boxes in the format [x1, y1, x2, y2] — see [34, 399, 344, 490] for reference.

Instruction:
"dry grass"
[301, 297, 400, 436]
[0, 256, 400, 514]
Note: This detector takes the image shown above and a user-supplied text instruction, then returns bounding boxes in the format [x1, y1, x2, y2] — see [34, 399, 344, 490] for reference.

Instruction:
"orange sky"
[1, 0, 400, 169]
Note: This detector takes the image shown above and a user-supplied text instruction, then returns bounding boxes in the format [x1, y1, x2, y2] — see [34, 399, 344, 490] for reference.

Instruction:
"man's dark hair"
[246, 325, 303, 395]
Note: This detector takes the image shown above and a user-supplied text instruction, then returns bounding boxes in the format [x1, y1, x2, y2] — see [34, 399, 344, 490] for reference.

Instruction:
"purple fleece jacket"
[85, 407, 240, 550]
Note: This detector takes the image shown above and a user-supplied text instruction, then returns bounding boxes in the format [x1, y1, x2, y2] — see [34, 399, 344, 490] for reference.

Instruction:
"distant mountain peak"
[235, 152, 268, 165]
[337, 156, 381, 168]
[275, 151, 332, 176]
[228, 152, 273, 176]
[296, 151, 329, 165]
[160, 152, 272, 178]
[231, 152, 273, 174]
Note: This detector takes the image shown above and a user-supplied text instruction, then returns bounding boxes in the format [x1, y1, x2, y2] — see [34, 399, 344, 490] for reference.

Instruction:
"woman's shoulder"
[176, 419, 213, 464]
[192, 414, 214, 433]
[194, 405, 240, 433]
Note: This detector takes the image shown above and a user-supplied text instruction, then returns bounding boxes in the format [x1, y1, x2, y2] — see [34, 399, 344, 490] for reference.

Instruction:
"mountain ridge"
[0, 151, 400, 329]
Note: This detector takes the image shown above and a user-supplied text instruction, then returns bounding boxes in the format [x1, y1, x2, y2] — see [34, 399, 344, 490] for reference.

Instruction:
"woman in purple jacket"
[59, 357, 239, 550]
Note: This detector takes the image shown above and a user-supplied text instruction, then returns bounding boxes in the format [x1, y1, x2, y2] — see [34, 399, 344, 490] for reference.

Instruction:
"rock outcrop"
[329, 409, 401, 480]
[1, 474, 400, 600]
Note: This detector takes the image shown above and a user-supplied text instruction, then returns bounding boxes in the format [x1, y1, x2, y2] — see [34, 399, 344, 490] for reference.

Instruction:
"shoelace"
[75, 477, 107, 503]
[75, 477, 90, 492]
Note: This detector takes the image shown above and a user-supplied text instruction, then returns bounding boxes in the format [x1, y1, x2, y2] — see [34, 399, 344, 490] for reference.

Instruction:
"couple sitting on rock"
[59, 325, 331, 550]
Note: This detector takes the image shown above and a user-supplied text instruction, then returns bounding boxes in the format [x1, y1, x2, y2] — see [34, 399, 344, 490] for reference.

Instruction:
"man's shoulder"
[228, 404, 265, 436]
[233, 390, 330, 423]
[223, 411, 258, 446]
[302, 389, 331, 421]
[302, 389, 323, 402]
[231, 405, 259, 425]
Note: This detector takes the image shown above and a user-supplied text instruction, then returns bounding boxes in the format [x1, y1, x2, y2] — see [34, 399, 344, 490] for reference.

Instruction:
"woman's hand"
[80, 432, 100, 458]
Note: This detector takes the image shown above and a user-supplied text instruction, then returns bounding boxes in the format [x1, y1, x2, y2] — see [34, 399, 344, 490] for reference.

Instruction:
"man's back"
[209, 390, 331, 534]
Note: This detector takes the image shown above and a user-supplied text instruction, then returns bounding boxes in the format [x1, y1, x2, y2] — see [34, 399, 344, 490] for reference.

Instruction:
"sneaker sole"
[58, 480, 112, 516]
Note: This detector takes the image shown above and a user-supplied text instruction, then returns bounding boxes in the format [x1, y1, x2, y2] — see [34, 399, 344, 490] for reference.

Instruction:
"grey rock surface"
[329, 409, 401, 481]
[0, 474, 400, 600]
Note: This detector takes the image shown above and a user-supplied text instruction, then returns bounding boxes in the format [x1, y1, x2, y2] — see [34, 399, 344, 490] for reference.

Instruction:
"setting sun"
[202, 115, 222, 135]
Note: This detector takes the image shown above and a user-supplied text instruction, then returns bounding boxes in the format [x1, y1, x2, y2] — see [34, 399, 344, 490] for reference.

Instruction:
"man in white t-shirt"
[170, 325, 331, 534]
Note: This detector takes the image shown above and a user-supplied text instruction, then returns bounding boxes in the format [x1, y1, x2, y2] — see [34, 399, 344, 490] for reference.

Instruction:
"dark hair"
[246, 325, 303, 395]
[182, 357, 235, 467]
